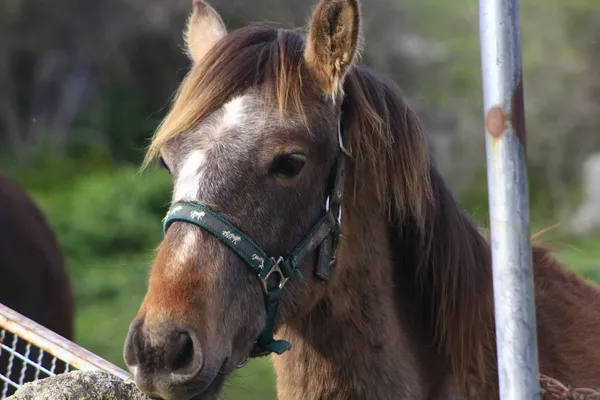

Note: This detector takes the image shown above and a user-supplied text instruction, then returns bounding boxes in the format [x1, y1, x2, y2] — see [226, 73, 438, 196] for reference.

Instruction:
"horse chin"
[135, 357, 231, 400]
[184, 357, 231, 400]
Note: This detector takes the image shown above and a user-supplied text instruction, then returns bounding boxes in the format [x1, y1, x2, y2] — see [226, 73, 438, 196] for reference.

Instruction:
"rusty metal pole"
[479, 0, 541, 399]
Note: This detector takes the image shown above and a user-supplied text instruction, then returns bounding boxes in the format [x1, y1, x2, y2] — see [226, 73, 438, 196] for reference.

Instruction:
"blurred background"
[1, 0, 600, 398]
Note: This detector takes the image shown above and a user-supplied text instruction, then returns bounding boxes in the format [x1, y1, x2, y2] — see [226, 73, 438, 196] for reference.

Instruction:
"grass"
[552, 234, 600, 282]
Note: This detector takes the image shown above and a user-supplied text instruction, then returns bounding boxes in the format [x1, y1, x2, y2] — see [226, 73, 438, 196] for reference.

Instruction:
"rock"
[570, 153, 600, 237]
[7, 370, 151, 400]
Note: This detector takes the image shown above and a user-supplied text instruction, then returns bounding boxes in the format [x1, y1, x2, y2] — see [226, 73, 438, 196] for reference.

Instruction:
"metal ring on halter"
[237, 357, 249, 368]
[325, 196, 343, 226]
[337, 120, 352, 157]
[259, 256, 288, 295]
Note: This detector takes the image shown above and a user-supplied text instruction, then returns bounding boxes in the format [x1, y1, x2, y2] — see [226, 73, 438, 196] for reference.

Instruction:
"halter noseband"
[162, 120, 349, 356]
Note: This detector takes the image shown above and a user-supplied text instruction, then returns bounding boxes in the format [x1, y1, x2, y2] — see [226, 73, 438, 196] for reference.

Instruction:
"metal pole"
[478, 0, 541, 399]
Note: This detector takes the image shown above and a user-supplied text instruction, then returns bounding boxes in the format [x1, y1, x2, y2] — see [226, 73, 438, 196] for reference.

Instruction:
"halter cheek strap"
[162, 120, 349, 356]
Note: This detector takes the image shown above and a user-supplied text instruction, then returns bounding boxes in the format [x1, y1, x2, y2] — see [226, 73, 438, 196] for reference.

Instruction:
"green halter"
[162, 120, 349, 356]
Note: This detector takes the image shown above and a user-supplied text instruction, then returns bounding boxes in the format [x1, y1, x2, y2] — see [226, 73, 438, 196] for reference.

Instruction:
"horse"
[122, 0, 600, 399]
[0, 170, 73, 396]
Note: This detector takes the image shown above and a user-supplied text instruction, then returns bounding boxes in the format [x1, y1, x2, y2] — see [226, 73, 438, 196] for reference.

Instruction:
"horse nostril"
[124, 322, 204, 384]
[124, 320, 146, 368]
[165, 331, 195, 372]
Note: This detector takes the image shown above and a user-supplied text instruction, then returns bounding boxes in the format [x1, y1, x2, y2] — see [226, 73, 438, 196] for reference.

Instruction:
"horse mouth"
[184, 357, 229, 400]
[248, 340, 271, 359]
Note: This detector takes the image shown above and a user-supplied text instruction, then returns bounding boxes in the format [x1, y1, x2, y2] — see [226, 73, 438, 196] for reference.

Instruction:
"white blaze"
[173, 150, 206, 202]
[169, 95, 249, 271]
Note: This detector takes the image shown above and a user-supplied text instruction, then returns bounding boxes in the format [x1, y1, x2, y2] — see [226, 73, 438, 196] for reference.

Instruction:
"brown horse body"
[123, 1, 600, 399]
[0, 170, 73, 394]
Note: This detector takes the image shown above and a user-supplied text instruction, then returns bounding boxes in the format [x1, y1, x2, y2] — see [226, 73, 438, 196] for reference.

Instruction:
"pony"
[0, 170, 73, 396]
[123, 0, 600, 399]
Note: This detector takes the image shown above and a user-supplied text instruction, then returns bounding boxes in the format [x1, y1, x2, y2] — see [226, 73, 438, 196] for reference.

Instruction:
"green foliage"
[1, 146, 111, 193]
[456, 164, 577, 231]
[555, 234, 600, 282]
[37, 167, 171, 260]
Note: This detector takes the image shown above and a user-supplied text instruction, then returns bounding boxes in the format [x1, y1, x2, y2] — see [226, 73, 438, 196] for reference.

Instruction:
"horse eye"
[159, 156, 170, 173]
[270, 153, 306, 178]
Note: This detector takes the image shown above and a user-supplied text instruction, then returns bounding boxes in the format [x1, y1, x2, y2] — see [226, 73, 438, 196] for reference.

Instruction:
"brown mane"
[343, 66, 496, 391]
[143, 23, 495, 391]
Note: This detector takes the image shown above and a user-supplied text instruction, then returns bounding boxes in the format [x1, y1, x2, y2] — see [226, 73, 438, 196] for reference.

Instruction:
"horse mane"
[143, 23, 497, 390]
[340, 67, 497, 390]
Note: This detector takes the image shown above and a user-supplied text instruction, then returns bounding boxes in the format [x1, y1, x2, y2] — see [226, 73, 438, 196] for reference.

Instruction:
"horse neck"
[273, 203, 426, 400]
[273, 167, 498, 400]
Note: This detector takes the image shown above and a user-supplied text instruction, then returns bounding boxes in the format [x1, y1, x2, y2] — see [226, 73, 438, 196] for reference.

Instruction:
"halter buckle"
[259, 256, 289, 295]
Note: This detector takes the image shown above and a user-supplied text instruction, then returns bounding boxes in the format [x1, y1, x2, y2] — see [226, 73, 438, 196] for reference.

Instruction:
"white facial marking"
[173, 150, 205, 202]
[174, 229, 198, 266]
[172, 95, 251, 204]
[208, 95, 247, 140]
[167, 94, 254, 273]
[220, 96, 245, 130]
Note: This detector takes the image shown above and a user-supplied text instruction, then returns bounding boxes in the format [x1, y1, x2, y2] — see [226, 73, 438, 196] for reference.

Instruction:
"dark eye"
[159, 156, 170, 173]
[270, 153, 306, 178]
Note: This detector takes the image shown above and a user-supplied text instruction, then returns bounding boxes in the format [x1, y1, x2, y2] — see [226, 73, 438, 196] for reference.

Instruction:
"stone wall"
[7, 370, 150, 400]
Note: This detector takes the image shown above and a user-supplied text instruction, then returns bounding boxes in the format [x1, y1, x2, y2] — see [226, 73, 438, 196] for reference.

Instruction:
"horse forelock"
[142, 25, 311, 169]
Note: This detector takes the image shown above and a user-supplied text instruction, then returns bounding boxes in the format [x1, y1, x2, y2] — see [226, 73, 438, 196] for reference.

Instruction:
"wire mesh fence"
[0, 303, 131, 399]
[0, 329, 70, 398]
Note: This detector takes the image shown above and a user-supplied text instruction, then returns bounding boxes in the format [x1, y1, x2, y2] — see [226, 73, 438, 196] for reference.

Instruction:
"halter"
[162, 120, 350, 356]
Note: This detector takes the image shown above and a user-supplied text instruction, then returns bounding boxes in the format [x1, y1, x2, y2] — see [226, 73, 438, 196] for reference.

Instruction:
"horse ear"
[304, 0, 362, 100]
[184, 0, 228, 64]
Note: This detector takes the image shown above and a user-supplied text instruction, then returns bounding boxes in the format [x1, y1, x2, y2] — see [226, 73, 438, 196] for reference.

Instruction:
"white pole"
[478, 0, 541, 398]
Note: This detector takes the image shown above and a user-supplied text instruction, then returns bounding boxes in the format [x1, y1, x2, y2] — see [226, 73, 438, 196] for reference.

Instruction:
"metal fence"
[0, 303, 131, 398]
